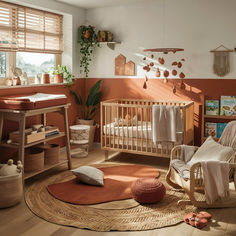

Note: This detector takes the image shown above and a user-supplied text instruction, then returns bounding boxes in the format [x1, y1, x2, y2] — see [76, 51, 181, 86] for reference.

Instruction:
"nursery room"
[0, 0, 236, 235]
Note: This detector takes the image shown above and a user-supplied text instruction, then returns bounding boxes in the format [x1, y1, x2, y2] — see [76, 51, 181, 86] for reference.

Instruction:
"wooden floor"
[0, 147, 236, 236]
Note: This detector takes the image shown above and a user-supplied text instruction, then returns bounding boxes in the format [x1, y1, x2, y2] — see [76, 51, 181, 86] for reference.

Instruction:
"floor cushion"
[131, 178, 166, 203]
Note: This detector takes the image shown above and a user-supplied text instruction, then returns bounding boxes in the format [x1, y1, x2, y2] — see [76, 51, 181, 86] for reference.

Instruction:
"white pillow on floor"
[187, 136, 235, 166]
[72, 166, 104, 186]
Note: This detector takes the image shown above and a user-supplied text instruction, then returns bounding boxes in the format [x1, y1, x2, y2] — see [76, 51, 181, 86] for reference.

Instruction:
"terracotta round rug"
[25, 164, 196, 231]
[47, 165, 160, 205]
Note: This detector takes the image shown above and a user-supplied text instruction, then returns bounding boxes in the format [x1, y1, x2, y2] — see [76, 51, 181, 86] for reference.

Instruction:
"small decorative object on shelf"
[41, 73, 50, 84]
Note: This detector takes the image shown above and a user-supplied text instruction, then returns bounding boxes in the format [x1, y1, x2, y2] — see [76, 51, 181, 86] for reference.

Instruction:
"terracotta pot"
[54, 74, 64, 83]
[41, 74, 50, 84]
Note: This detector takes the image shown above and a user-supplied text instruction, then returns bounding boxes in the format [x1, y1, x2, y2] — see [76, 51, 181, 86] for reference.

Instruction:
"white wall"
[86, 0, 236, 79]
[6, 0, 86, 77]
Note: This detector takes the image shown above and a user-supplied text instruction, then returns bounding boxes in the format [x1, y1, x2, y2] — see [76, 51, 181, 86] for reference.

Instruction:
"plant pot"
[41, 73, 50, 84]
[76, 119, 95, 151]
[54, 74, 64, 83]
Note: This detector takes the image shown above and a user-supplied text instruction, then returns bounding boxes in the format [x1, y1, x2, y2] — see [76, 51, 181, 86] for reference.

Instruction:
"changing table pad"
[0, 93, 67, 110]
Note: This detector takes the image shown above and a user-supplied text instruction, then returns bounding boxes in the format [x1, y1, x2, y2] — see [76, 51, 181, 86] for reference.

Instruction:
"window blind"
[0, 1, 63, 54]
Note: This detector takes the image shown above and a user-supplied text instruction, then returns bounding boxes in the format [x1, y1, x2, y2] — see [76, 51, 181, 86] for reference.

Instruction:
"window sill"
[0, 82, 66, 89]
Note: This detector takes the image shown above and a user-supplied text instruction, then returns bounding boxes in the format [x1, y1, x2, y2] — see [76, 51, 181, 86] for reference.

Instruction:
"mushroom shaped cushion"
[131, 178, 166, 204]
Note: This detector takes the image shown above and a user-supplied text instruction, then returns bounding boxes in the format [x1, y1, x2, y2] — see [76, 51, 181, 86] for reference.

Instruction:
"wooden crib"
[101, 99, 194, 160]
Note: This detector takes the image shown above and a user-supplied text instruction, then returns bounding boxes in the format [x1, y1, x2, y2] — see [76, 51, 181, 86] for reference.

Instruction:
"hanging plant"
[78, 25, 100, 78]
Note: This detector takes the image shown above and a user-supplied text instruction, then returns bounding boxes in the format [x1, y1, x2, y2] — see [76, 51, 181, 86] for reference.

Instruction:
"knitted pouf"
[131, 178, 166, 204]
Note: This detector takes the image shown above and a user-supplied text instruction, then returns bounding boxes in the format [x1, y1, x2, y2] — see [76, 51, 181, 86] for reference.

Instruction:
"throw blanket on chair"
[219, 121, 236, 151]
[201, 161, 230, 204]
[152, 105, 183, 143]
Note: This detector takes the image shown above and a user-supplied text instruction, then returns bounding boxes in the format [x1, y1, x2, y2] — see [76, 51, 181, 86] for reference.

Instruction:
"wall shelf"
[99, 41, 121, 50]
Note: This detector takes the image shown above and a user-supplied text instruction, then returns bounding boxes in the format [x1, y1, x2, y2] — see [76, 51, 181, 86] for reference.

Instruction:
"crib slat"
[122, 106, 124, 149]
[117, 105, 120, 150]
[150, 103, 153, 153]
[131, 105, 133, 150]
[105, 106, 107, 147]
[136, 107, 138, 152]
[146, 107, 148, 152]
[141, 106, 143, 151]
[109, 106, 111, 148]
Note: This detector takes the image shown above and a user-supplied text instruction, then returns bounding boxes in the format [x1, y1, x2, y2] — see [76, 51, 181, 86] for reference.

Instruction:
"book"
[220, 96, 236, 116]
[205, 122, 217, 138]
[205, 100, 219, 115]
[216, 123, 227, 138]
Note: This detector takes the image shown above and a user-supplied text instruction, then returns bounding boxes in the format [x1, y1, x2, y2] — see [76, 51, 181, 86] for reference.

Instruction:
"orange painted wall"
[85, 78, 236, 146]
[0, 79, 85, 163]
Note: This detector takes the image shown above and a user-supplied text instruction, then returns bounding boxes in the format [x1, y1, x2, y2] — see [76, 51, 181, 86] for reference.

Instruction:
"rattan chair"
[166, 121, 236, 208]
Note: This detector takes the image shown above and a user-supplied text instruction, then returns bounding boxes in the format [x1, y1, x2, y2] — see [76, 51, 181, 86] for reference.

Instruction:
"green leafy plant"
[70, 80, 102, 120]
[50, 65, 75, 86]
[78, 25, 100, 78]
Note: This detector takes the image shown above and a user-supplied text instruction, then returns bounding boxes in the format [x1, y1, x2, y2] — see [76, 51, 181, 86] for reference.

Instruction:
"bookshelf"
[201, 97, 236, 144]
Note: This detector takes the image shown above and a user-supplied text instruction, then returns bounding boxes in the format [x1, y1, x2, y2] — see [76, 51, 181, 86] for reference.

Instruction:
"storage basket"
[70, 125, 90, 144]
[24, 147, 44, 172]
[0, 172, 23, 208]
[39, 144, 60, 165]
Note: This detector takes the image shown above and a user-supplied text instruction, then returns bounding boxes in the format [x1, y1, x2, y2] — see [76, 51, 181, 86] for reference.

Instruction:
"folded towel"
[152, 105, 183, 143]
[201, 161, 230, 204]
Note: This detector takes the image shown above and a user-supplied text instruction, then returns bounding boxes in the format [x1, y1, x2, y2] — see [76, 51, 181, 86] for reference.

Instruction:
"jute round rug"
[25, 164, 196, 231]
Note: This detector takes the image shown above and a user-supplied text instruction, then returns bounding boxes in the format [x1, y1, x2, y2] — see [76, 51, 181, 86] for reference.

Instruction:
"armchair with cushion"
[166, 121, 236, 208]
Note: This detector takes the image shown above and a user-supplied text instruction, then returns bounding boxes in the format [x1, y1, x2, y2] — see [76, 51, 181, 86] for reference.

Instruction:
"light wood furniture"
[0, 104, 72, 181]
[201, 97, 236, 144]
[166, 145, 236, 208]
[101, 99, 194, 160]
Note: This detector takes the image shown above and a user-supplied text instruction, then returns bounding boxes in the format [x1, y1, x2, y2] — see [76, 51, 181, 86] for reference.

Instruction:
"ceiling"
[56, 0, 150, 9]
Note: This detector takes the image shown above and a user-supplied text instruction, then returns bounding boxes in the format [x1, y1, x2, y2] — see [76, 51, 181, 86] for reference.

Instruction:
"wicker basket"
[39, 144, 60, 165]
[0, 173, 23, 208]
[70, 125, 90, 144]
[24, 148, 44, 172]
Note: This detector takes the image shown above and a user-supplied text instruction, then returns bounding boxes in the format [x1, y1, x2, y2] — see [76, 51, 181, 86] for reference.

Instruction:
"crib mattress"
[0, 93, 67, 110]
[103, 122, 153, 139]
[103, 122, 183, 144]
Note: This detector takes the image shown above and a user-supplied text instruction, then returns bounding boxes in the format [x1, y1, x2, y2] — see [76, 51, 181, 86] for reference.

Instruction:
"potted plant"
[70, 80, 102, 124]
[70, 80, 102, 150]
[78, 25, 100, 78]
[50, 65, 75, 85]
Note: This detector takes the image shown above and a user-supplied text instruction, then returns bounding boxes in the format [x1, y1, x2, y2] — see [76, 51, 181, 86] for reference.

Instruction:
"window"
[0, 1, 63, 80]
[16, 52, 55, 77]
[0, 1, 63, 53]
[0, 52, 6, 77]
